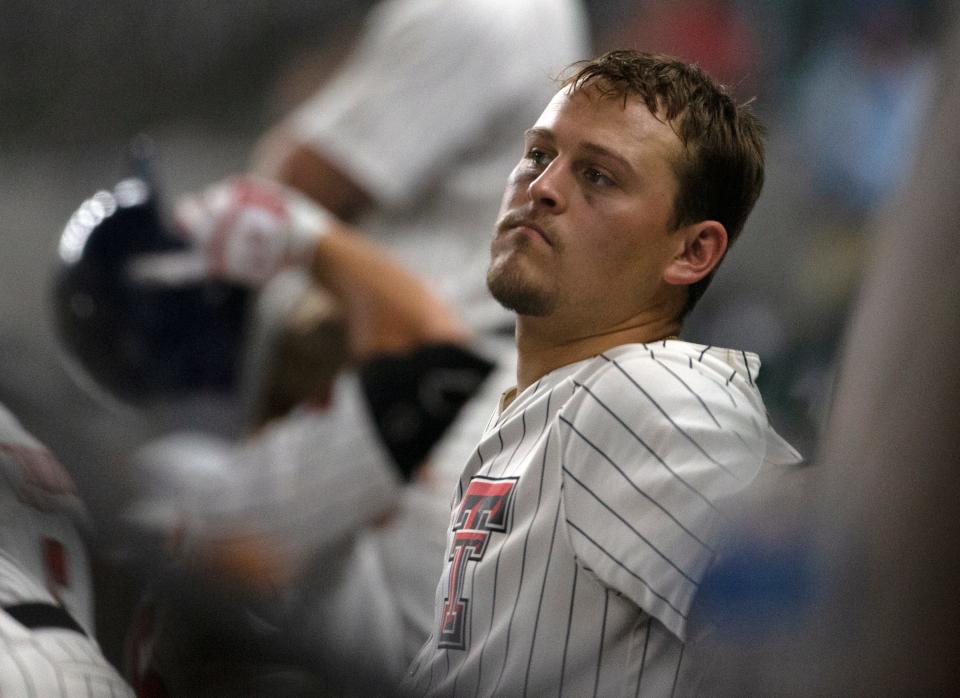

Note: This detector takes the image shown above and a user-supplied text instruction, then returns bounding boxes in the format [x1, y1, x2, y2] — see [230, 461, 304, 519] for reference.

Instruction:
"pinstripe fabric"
[403, 341, 800, 696]
[0, 402, 133, 696]
[0, 611, 133, 697]
[0, 403, 93, 633]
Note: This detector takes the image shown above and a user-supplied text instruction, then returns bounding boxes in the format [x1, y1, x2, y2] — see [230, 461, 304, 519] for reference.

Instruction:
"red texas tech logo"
[439, 476, 518, 650]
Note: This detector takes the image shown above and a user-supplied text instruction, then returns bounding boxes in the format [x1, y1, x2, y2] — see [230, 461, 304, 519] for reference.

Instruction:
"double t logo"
[438, 476, 518, 649]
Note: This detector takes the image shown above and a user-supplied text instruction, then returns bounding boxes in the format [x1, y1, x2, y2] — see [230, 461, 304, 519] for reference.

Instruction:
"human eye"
[524, 147, 552, 168]
[583, 167, 615, 187]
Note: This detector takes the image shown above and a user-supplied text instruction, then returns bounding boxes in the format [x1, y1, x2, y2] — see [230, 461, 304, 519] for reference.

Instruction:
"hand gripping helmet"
[52, 174, 252, 407]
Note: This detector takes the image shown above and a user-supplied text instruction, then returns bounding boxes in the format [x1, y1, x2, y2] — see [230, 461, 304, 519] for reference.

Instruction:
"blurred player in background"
[109, 225, 489, 694]
[0, 401, 133, 696]
[252, 0, 590, 338]
[723, 10, 960, 694]
[54, 0, 590, 694]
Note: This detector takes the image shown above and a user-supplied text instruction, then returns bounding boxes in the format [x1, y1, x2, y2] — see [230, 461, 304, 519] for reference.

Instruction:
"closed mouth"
[504, 219, 553, 247]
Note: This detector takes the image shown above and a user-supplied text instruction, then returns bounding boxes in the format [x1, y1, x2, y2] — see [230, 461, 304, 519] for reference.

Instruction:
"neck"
[512, 312, 681, 394]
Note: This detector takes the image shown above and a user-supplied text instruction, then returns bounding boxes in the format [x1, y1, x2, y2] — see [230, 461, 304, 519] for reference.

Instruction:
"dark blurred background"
[0, 0, 952, 669]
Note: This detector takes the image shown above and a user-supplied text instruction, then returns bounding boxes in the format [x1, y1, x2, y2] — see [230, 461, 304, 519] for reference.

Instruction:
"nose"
[527, 161, 566, 212]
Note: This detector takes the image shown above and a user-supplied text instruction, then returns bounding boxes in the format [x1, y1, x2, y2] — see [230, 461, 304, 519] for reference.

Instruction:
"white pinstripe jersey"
[0, 605, 133, 698]
[403, 341, 801, 696]
[0, 402, 133, 696]
[0, 403, 91, 627]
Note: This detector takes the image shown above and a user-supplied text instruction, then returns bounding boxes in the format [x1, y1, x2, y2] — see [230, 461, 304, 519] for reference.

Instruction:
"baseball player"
[392, 51, 802, 694]
[150, 50, 801, 695]
[0, 401, 133, 696]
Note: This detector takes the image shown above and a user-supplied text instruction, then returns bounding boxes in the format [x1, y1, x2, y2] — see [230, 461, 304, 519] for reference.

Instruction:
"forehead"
[532, 86, 683, 166]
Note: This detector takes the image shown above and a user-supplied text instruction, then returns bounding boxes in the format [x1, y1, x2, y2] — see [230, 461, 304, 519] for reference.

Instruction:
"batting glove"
[175, 175, 333, 285]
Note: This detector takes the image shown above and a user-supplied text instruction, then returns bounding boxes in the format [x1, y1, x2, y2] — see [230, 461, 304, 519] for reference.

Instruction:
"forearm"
[252, 128, 371, 221]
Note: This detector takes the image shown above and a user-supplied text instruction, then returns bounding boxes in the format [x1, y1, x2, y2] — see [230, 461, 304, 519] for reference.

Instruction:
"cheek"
[507, 163, 536, 189]
[560, 236, 630, 297]
[580, 215, 644, 265]
[498, 175, 526, 214]
[569, 222, 664, 293]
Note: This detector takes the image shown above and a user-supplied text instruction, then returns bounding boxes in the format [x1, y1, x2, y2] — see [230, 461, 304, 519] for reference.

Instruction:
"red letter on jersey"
[439, 476, 518, 649]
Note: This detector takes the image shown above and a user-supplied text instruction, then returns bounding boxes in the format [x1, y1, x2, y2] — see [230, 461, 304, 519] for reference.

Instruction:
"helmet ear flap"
[52, 176, 252, 407]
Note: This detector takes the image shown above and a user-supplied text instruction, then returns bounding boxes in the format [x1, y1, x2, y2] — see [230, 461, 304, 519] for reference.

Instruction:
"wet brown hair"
[563, 50, 766, 316]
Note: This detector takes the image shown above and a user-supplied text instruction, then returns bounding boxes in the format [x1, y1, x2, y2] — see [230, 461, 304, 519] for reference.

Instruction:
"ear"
[663, 220, 728, 286]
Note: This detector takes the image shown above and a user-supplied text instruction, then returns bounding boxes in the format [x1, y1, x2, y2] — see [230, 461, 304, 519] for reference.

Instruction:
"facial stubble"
[486, 232, 557, 317]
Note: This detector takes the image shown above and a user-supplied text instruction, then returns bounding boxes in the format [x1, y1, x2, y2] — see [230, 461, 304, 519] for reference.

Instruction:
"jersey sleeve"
[286, 0, 552, 207]
[124, 372, 402, 580]
[558, 348, 773, 641]
[0, 404, 95, 634]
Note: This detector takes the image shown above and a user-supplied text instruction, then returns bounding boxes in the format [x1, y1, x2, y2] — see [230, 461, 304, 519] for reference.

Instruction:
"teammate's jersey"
[287, 0, 589, 334]
[402, 340, 801, 696]
[0, 402, 133, 696]
[0, 403, 91, 627]
[0, 608, 133, 698]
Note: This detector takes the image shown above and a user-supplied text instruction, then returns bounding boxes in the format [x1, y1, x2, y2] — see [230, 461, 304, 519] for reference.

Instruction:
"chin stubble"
[486, 246, 555, 317]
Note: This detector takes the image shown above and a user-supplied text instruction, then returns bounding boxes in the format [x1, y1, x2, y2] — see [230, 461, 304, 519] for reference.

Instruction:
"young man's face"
[487, 84, 687, 334]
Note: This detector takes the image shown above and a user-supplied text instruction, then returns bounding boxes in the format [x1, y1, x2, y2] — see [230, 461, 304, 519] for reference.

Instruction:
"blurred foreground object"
[0, 401, 133, 696]
[174, 174, 334, 286]
[249, 279, 347, 426]
[52, 173, 252, 406]
[706, 9, 960, 694]
[804, 10, 960, 693]
[51, 165, 348, 432]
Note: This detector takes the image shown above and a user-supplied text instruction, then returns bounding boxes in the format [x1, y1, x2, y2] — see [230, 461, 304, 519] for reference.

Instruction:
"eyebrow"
[524, 127, 636, 177]
[580, 142, 635, 177]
